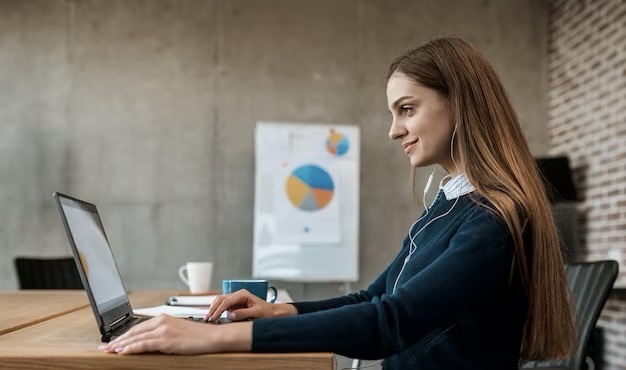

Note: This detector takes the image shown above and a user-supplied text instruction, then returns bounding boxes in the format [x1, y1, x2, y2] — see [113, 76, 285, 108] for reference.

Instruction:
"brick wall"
[547, 0, 626, 368]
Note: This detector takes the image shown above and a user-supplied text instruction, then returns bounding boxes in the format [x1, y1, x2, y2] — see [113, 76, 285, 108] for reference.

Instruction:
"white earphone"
[344, 125, 463, 370]
[393, 125, 462, 294]
[424, 170, 435, 194]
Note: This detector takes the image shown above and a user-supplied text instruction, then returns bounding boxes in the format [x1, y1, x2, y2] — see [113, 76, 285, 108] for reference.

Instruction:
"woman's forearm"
[216, 321, 253, 352]
[272, 303, 299, 317]
[213, 304, 296, 353]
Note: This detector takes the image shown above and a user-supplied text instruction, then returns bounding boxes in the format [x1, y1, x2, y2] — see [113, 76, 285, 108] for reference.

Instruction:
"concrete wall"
[0, 0, 548, 301]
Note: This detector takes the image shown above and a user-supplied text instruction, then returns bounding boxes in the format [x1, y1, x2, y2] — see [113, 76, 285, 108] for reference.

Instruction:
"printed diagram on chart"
[275, 160, 340, 243]
[326, 129, 350, 157]
[286, 164, 334, 212]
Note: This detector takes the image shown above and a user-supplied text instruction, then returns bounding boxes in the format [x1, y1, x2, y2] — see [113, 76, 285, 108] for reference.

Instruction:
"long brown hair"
[388, 38, 575, 362]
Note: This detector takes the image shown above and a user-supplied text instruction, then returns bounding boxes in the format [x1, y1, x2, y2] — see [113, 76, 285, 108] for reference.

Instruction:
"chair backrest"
[14, 257, 84, 289]
[522, 260, 618, 370]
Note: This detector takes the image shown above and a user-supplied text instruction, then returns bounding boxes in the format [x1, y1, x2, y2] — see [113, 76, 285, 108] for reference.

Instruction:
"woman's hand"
[205, 289, 297, 322]
[98, 314, 252, 355]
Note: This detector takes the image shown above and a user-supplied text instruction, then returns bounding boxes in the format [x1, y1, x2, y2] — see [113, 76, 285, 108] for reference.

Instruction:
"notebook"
[53, 192, 213, 342]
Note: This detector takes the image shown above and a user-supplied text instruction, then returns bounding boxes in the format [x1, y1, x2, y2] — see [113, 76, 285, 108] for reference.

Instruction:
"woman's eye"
[401, 106, 413, 115]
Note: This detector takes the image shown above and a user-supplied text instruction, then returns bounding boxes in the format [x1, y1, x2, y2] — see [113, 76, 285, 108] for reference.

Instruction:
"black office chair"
[14, 257, 83, 289]
[522, 260, 618, 370]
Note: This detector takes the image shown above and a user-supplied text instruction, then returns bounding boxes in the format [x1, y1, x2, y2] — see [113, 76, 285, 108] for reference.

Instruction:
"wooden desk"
[0, 291, 334, 370]
[0, 290, 89, 335]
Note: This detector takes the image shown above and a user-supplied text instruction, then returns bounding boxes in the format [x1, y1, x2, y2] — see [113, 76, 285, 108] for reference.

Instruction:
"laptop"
[53, 192, 208, 342]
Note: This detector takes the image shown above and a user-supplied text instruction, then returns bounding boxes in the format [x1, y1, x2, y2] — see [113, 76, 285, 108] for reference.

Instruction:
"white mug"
[178, 262, 213, 294]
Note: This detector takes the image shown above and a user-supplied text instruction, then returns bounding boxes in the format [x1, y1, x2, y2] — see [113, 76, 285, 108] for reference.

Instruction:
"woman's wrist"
[271, 303, 298, 317]
[212, 321, 253, 352]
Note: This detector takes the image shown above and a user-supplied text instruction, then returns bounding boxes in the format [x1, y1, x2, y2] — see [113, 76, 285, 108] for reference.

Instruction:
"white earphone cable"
[351, 125, 463, 369]
[393, 125, 462, 293]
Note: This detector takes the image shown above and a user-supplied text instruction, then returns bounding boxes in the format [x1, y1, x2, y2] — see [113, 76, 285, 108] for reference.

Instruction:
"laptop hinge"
[109, 314, 129, 328]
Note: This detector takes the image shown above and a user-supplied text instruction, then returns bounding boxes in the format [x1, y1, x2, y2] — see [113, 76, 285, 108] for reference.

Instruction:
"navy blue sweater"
[252, 190, 527, 370]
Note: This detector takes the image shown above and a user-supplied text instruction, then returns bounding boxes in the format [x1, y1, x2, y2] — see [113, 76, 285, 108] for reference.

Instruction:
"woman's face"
[386, 71, 456, 172]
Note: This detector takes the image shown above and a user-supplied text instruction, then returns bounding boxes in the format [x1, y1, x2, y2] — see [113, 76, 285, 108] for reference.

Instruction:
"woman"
[100, 37, 575, 369]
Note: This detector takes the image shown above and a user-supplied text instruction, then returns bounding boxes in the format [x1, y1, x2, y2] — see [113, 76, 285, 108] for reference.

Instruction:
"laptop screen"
[59, 197, 128, 314]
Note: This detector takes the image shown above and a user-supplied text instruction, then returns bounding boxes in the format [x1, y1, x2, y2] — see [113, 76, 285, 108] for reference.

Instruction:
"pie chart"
[326, 130, 349, 156]
[286, 165, 334, 211]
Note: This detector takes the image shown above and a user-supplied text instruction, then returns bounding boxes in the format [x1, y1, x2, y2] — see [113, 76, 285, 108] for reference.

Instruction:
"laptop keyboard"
[186, 317, 207, 323]
[116, 316, 150, 332]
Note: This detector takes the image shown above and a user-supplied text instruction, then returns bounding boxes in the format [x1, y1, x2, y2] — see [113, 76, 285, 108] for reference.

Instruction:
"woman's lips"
[403, 139, 418, 154]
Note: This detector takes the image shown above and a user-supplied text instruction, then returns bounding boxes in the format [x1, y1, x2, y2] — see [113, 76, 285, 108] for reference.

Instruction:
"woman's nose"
[389, 119, 406, 140]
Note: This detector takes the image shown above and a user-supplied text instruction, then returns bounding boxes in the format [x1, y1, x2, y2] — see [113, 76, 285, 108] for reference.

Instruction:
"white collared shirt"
[439, 173, 475, 200]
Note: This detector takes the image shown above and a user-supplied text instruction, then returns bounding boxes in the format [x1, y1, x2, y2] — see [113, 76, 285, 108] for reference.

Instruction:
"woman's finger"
[117, 338, 163, 355]
[206, 295, 227, 318]
[104, 326, 163, 353]
[106, 315, 166, 348]
[208, 292, 249, 322]
[227, 306, 260, 321]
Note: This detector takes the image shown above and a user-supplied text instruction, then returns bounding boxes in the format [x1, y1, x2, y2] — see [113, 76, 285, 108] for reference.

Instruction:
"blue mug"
[222, 279, 278, 303]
